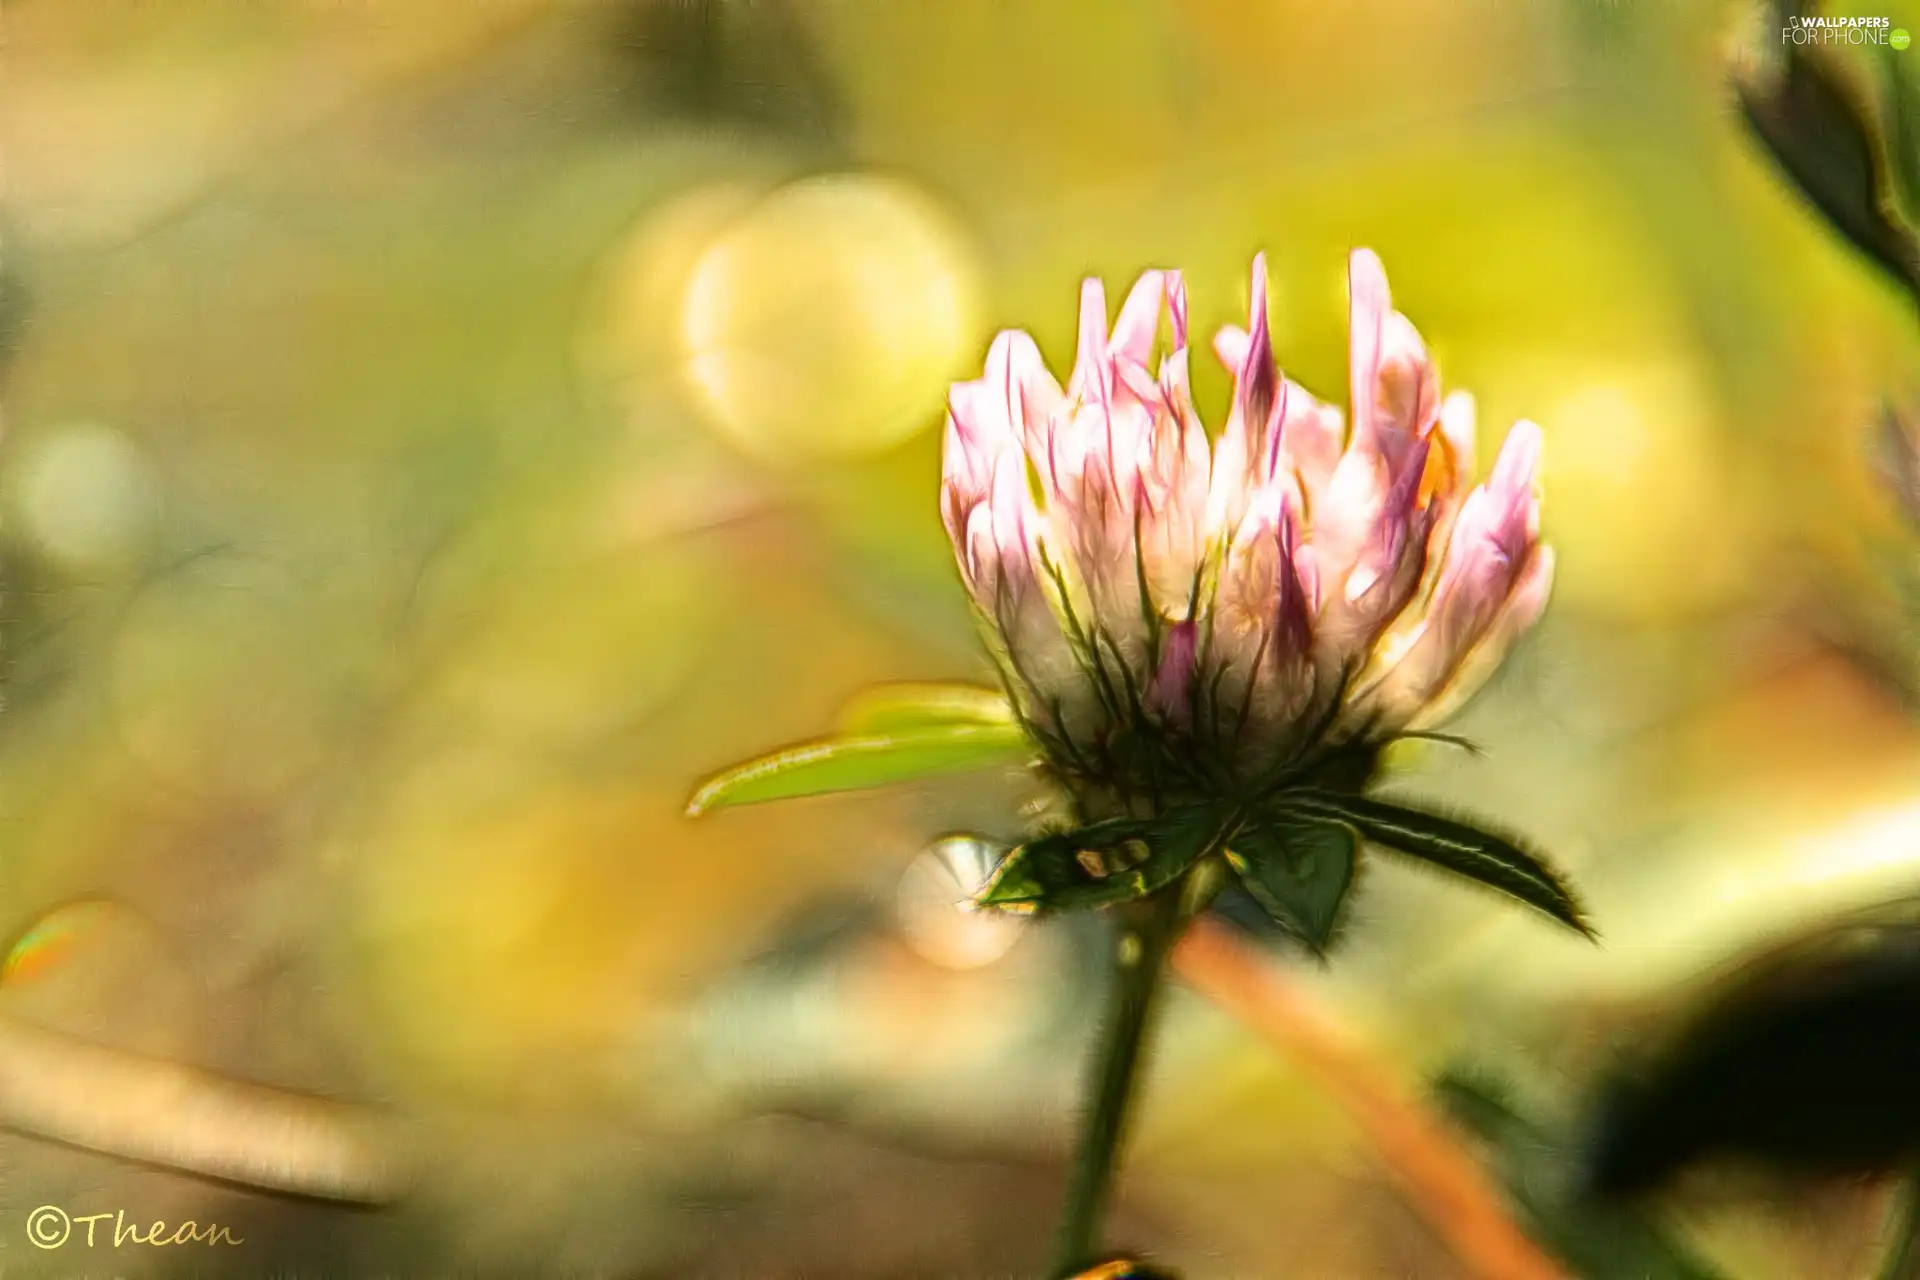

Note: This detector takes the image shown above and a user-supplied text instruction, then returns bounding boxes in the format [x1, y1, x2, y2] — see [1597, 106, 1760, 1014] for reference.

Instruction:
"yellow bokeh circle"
[676, 173, 984, 464]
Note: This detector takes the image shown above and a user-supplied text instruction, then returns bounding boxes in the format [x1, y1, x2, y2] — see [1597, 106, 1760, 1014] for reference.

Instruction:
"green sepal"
[1221, 811, 1357, 953]
[686, 721, 1034, 815]
[1276, 790, 1593, 938]
[977, 803, 1236, 913]
[833, 681, 1017, 735]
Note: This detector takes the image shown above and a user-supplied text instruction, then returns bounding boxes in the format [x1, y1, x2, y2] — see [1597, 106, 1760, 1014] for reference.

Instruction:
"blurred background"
[5, 0, 1920, 1275]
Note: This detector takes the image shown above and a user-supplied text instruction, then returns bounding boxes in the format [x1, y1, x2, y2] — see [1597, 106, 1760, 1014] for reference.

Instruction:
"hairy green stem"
[1048, 883, 1187, 1279]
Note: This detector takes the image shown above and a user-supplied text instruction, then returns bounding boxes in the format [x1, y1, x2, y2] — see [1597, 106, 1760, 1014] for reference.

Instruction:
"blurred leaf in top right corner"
[1873, 33, 1920, 227]
[1732, 0, 1920, 309]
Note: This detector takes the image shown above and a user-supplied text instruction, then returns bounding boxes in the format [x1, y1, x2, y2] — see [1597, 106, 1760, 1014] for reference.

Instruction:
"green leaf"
[1277, 791, 1592, 937]
[978, 804, 1235, 913]
[1386, 730, 1484, 757]
[686, 722, 1034, 815]
[1433, 1070, 1731, 1280]
[1222, 813, 1357, 952]
[833, 681, 1016, 735]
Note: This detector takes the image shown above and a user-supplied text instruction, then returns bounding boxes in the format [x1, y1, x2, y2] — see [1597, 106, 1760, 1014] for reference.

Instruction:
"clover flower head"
[941, 250, 1553, 810]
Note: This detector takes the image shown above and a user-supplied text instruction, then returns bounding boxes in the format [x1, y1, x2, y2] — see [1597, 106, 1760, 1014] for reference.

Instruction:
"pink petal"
[1271, 493, 1313, 663]
[1114, 359, 1161, 407]
[1142, 345, 1212, 611]
[1206, 486, 1317, 742]
[1379, 421, 1546, 706]
[980, 448, 1061, 664]
[960, 499, 999, 601]
[1439, 392, 1477, 476]
[1213, 325, 1250, 373]
[1069, 277, 1112, 404]
[1427, 489, 1513, 621]
[945, 380, 1004, 456]
[1109, 270, 1168, 368]
[1414, 390, 1480, 580]
[941, 389, 1009, 548]
[1408, 545, 1556, 728]
[942, 330, 1060, 552]
[1165, 271, 1189, 352]
[1147, 617, 1199, 723]
[1375, 311, 1438, 448]
[1346, 248, 1390, 455]
[1489, 418, 1543, 500]
[989, 447, 1040, 587]
[1279, 381, 1344, 503]
[1204, 255, 1288, 542]
[984, 329, 1064, 460]
[940, 417, 984, 547]
[1238, 254, 1279, 447]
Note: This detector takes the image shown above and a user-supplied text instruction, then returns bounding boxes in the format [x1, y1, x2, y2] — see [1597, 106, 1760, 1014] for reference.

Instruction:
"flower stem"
[1048, 883, 1187, 1279]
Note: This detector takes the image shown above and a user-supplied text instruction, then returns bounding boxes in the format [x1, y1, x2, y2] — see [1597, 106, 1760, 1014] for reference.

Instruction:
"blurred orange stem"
[0, 1013, 407, 1203]
[1171, 918, 1566, 1280]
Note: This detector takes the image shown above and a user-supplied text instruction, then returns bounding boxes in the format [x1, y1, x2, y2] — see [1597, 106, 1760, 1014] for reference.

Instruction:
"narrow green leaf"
[978, 804, 1234, 913]
[686, 722, 1034, 815]
[1223, 813, 1357, 952]
[1387, 730, 1484, 757]
[1278, 791, 1592, 937]
[834, 682, 1017, 735]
